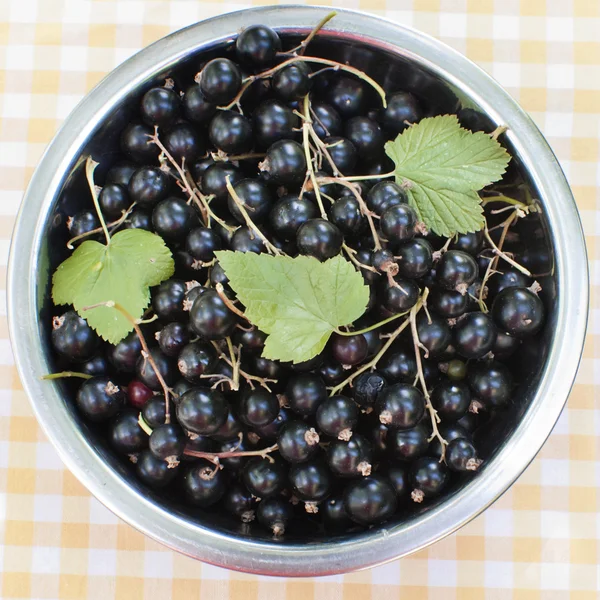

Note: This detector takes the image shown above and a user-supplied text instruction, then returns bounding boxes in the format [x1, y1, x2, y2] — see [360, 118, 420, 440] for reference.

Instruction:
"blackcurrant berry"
[152, 197, 197, 240]
[208, 110, 253, 153]
[329, 196, 364, 236]
[110, 331, 142, 373]
[429, 423, 470, 459]
[136, 449, 177, 488]
[182, 84, 216, 124]
[430, 380, 470, 421]
[177, 341, 217, 382]
[189, 289, 237, 339]
[149, 422, 186, 464]
[446, 438, 482, 472]
[236, 25, 281, 68]
[382, 278, 420, 313]
[152, 279, 187, 322]
[164, 123, 205, 164]
[254, 407, 290, 441]
[177, 387, 228, 434]
[395, 238, 433, 279]
[239, 388, 279, 428]
[491, 287, 544, 337]
[331, 333, 368, 366]
[492, 330, 520, 359]
[322, 136, 357, 175]
[51, 311, 99, 361]
[366, 181, 407, 214]
[141, 395, 169, 428]
[344, 476, 397, 525]
[128, 166, 170, 208]
[297, 218, 343, 261]
[410, 457, 449, 500]
[311, 102, 342, 139]
[327, 434, 372, 478]
[380, 203, 417, 245]
[106, 162, 136, 187]
[157, 321, 189, 357]
[468, 361, 512, 408]
[322, 495, 352, 531]
[230, 226, 265, 254]
[344, 116, 384, 161]
[386, 464, 409, 500]
[67, 211, 100, 242]
[437, 250, 479, 292]
[416, 313, 452, 357]
[243, 457, 287, 498]
[388, 423, 429, 462]
[316, 395, 359, 439]
[326, 76, 367, 118]
[277, 421, 320, 463]
[121, 123, 159, 164]
[256, 496, 292, 536]
[429, 288, 468, 318]
[135, 348, 176, 390]
[200, 163, 242, 202]
[272, 62, 312, 101]
[185, 227, 222, 263]
[81, 353, 110, 377]
[76, 377, 125, 422]
[125, 208, 153, 231]
[269, 194, 317, 240]
[183, 460, 226, 507]
[260, 139, 306, 185]
[233, 327, 267, 354]
[290, 460, 332, 503]
[199, 58, 242, 104]
[487, 269, 531, 298]
[353, 371, 387, 408]
[376, 383, 425, 429]
[227, 178, 273, 223]
[98, 183, 129, 220]
[141, 86, 180, 128]
[454, 312, 497, 359]
[451, 230, 484, 255]
[109, 410, 148, 454]
[318, 360, 346, 385]
[224, 484, 255, 521]
[378, 91, 422, 133]
[380, 348, 417, 383]
[253, 99, 299, 149]
[210, 411, 243, 443]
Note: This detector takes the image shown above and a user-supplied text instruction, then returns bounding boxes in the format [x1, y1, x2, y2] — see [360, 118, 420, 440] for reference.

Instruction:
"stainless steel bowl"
[8, 5, 588, 576]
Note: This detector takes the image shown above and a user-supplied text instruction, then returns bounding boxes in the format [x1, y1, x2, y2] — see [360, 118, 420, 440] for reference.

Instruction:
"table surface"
[1, 0, 599, 598]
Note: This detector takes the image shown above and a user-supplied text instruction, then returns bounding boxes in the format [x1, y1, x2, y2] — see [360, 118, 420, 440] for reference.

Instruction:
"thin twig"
[42, 371, 93, 381]
[483, 217, 531, 276]
[183, 443, 279, 465]
[85, 157, 110, 245]
[67, 202, 137, 249]
[215, 283, 250, 322]
[82, 301, 172, 423]
[226, 337, 240, 391]
[302, 95, 328, 219]
[287, 11, 337, 56]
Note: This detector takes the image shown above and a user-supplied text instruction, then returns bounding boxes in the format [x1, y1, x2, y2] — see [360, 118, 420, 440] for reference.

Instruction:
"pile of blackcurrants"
[50, 17, 546, 537]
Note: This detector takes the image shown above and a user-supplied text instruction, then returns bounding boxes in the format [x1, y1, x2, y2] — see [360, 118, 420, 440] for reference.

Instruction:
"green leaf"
[384, 114, 511, 237]
[52, 229, 174, 344]
[215, 251, 370, 364]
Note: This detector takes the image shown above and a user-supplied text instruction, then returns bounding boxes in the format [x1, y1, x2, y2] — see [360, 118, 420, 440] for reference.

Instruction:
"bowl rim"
[8, 4, 588, 577]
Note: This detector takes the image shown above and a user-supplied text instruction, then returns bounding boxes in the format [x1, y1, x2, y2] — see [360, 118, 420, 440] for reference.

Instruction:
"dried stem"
[225, 176, 282, 255]
[85, 157, 110, 245]
[342, 242, 378, 274]
[215, 283, 250, 322]
[42, 371, 93, 381]
[82, 301, 172, 423]
[302, 95, 328, 219]
[483, 217, 531, 276]
[183, 443, 279, 465]
[226, 336, 240, 391]
[408, 289, 447, 461]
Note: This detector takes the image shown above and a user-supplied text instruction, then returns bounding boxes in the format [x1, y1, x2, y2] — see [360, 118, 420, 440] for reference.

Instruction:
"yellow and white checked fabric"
[1, 1, 599, 598]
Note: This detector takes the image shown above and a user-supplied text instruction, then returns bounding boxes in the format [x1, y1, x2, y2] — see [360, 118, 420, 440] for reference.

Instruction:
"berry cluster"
[50, 17, 545, 537]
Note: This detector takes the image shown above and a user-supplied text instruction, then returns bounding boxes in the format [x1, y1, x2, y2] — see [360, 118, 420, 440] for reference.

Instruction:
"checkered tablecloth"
[1, 0, 598, 598]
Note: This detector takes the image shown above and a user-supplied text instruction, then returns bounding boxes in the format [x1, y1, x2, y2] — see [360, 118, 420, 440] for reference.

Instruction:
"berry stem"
[137, 413, 153, 436]
[335, 309, 411, 336]
[286, 11, 337, 56]
[342, 243, 378, 273]
[225, 176, 283, 255]
[408, 288, 447, 461]
[337, 171, 395, 182]
[81, 300, 173, 423]
[183, 442, 279, 464]
[42, 371, 93, 381]
[226, 336, 240, 391]
[85, 157, 111, 245]
[482, 194, 531, 213]
[301, 95, 328, 219]
[483, 216, 531, 276]
[215, 283, 251, 322]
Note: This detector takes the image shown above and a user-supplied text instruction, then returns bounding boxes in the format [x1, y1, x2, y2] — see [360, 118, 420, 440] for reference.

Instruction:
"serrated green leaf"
[384, 114, 510, 237]
[52, 229, 174, 344]
[215, 251, 369, 364]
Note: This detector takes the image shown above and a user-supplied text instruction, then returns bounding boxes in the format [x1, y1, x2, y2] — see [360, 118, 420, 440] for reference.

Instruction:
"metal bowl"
[8, 5, 588, 576]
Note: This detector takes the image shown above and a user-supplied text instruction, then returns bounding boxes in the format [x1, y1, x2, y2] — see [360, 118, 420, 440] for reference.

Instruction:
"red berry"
[128, 380, 153, 409]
